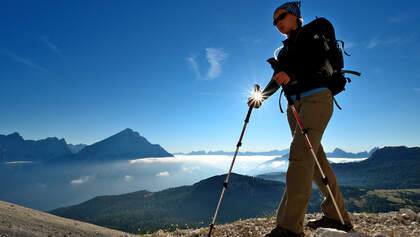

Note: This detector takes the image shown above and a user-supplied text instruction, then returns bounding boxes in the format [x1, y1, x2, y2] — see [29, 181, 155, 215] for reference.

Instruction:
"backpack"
[312, 17, 361, 97]
[273, 18, 361, 112]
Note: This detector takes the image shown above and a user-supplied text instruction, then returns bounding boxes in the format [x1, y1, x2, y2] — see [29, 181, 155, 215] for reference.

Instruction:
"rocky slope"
[141, 209, 420, 237]
[0, 200, 136, 237]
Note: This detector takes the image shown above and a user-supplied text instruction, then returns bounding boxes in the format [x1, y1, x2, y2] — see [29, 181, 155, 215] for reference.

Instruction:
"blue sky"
[1, 0, 419, 153]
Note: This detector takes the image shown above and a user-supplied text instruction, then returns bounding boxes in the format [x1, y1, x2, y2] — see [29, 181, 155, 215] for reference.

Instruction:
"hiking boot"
[306, 216, 353, 232]
[264, 226, 304, 237]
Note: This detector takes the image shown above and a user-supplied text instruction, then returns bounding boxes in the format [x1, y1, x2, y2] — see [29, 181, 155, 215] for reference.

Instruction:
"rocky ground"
[1, 200, 419, 237]
[141, 209, 420, 237]
[0, 200, 136, 237]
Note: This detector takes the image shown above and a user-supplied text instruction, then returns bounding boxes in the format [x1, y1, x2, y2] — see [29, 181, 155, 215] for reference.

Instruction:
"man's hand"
[272, 71, 290, 86]
[247, 97, 261, 108]
[267, 57, 282, 72]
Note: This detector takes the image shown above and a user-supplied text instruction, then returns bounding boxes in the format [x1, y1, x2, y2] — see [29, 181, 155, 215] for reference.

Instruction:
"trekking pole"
[285, 94, 345, 225]
[207, 84, 261, 237]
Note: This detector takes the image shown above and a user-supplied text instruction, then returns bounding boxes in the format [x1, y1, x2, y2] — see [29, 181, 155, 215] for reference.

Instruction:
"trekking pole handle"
[245, 84, 260, 122]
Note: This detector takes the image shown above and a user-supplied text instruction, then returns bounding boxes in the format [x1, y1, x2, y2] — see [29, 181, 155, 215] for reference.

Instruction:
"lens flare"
[252, 90, 263, 102]
[248, 87, 263, 108]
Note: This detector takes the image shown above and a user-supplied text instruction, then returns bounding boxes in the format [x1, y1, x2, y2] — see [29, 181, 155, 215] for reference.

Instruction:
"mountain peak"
[72, 128, 173, 161]
[121, 128, 134, 133]
[6, 132, 23, 140]
[116, 128, 137, 136]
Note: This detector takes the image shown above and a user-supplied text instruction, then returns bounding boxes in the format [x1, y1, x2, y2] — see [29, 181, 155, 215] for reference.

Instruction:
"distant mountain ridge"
[0, 132, 72, 162]
[174, 147, 378, 158]
[325, 147, 378, 158]
[1, 129, 173, 163]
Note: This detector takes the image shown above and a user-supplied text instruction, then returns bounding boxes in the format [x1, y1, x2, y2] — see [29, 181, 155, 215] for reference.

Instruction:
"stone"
[399, 208, 417, 221]
[316, 228, 369, 237]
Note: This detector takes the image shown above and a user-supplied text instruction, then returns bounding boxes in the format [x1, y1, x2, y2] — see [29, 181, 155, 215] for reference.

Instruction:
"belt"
[289, 87, 329, 101]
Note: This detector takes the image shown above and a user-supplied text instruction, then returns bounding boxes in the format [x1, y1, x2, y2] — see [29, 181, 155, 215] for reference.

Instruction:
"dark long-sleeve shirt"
[262, 17, 335, 100]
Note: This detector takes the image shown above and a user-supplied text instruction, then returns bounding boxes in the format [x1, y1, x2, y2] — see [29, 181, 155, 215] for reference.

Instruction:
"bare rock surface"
[141, 210, 420, 237]
[0, 200, 136, 237]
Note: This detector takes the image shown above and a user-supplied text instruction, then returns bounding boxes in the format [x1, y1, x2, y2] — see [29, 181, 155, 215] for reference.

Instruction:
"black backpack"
[313, 17, 361, 96]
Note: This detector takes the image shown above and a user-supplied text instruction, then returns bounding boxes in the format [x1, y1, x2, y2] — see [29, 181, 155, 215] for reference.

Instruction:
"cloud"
[271, 161, 286, 168]
[206, 48, 228, 79]
[258, 164, 266, 169]
[187, 55, 201, 79]
[388, 12, 419, 24]
[5, 161, 33, 164]
[182, 166, 200, 173]
[130, 155, 275, 166]
[258, 161, 286, 169]
[414, 88, 420, 92]
[187, 48, 228, 80]
[124, 175, 133, 182]
[70, 176, 91, 185]
[366, 37, 397, 49]
[156, 171, 170, 177]
[4, 50, 46, 71]
[40, 36, 62, 57]
[366, 34, 417, 49]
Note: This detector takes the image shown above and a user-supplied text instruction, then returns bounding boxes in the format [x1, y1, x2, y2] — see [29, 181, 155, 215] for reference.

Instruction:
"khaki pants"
[276, 89, 352, 234]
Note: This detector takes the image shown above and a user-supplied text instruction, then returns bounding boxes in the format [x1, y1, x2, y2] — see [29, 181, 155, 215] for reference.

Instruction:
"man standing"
[248, 2, 353, 236]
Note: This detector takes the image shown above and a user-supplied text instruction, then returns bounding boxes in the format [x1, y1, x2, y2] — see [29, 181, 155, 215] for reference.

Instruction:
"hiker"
[248, 2, 353, 236]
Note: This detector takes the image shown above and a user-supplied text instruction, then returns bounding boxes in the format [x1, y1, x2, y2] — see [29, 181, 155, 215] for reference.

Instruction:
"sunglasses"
[273, 12, 288, 26]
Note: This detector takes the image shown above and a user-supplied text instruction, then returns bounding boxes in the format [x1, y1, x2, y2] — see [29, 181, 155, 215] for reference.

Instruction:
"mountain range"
[325, 147, 378, 158]
[0, 128, 173, 163]
[258, 146, 420, 189]
[1, 130, 377, 163]
[174, 147, 378, 158]
[0, 132, 72, 162]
